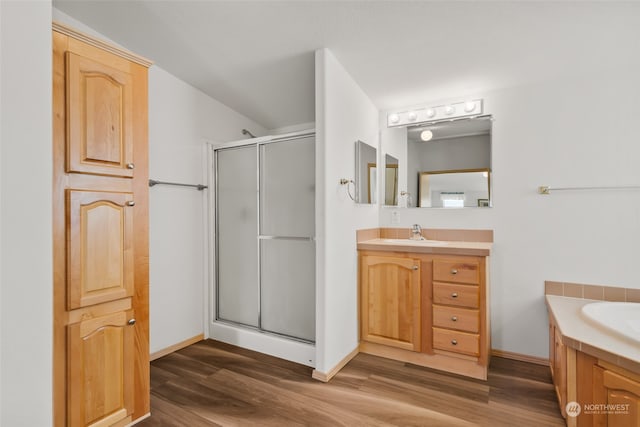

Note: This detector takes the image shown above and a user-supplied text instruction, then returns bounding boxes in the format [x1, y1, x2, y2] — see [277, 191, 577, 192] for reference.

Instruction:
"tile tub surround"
[545, 294, 640, 375]
[545, 280, 640, 303]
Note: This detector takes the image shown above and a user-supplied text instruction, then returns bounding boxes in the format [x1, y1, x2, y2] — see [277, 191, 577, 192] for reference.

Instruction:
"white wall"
[315, 49, 379, 374]
[379, 61, 640, 358]
[0, 1, 53, 425]
[148, 67, 266, 353]
[52, 8, 268, 355]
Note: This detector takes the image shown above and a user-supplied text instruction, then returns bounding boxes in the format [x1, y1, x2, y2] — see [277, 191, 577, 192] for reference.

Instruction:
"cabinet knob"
[412, 265, 419, 270]
[451, 339, 458, 345]
[127, 318, 136, 326]
[451, 269, 458, 275]
[126, 200, 135, 207]
[451, 292, 458, 298]
[126, 163, 135, 170]
[451, 316, 458, 322]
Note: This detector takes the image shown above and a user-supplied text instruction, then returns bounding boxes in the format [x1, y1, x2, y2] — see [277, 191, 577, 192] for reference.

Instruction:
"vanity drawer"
[433, 283, 479, 308]
[433, 259, 480, 285]
[433, 327, 479, 357]
[433, 305, 479, 333]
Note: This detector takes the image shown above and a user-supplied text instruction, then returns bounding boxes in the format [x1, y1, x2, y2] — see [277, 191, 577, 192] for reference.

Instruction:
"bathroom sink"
[581, 302, 640, 343]
[380, 238, 448, 246]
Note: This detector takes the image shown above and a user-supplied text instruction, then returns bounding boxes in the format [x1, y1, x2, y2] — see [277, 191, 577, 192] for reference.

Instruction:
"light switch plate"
[391, 210, 400, 225]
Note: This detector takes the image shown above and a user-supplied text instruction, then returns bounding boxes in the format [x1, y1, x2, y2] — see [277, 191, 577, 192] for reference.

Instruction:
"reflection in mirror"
[419, 169, 490, 207]
[384, 154, 398, 205]
[355, 140, 377, 204]
[381, 116, 492, 208]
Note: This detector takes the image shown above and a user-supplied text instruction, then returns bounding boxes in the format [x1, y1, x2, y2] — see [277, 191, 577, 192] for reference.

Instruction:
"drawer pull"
[126, 200, 135, 207]
[451, 339, 458, 345]
[412, 265, 419, 270]
[451, 269, 458, 275]
[451, 316, 458, 322]
[451, 292, 458, 298]
[126, 163, 135, 170]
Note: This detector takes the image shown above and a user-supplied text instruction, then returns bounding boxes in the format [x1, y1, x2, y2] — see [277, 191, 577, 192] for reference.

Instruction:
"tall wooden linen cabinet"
[52, 23, 151, 426]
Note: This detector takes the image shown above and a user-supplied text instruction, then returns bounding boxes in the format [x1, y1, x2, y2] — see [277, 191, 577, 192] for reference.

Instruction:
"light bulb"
[464, 101, 476, 113]
[407, 111, 417, 121]
[444, 105, 455, 115]
[420, 130, 433, 141]
[426, 108, 436, 118]
[388, 113, 400, 124]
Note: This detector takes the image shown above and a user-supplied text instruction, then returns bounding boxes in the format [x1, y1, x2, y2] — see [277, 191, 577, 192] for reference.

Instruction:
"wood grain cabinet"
[548, 315, 640, 426]
[67, 310, 134, 427]
[360, 255, 421, 351]
[66, 47, 135, 177]
[432, 257, 481, 357]
[549, 318, 572, 419]
[593, 365, 640, 427]
[53, 23, 151, 427]
[359, 250, 490, 380]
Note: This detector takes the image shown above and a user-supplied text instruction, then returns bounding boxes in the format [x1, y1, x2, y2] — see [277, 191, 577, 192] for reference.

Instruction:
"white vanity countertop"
[357, 238, 492, 256]
[546, 295, 640, 369]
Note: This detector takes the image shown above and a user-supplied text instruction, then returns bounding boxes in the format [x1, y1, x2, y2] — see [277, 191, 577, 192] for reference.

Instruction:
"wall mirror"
[382, 115, 492, 208]
[384, 154, 398, 205]
[355, 140, 377, 204]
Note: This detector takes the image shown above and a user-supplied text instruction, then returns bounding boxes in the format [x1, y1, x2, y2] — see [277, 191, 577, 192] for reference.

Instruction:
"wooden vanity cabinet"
[360, 255, 421, 351]
[53, 23, 151, 427]
[359, 250, 490, 380]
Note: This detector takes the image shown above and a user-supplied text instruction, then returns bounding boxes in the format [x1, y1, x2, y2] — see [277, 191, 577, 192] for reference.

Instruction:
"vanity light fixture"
[420, 130, 433, 141]
[386, 99, 483, 127]
[464, 101, 477, 113]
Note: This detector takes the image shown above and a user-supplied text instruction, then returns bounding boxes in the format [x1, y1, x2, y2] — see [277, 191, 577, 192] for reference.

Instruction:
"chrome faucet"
[410, 224, 425, 240]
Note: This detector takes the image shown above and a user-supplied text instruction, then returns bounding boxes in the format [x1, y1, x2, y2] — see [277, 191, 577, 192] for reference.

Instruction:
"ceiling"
[53, 1, 640, 130]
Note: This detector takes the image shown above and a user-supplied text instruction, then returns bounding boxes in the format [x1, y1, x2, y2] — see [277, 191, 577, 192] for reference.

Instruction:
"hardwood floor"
[138, 340, 564, 426]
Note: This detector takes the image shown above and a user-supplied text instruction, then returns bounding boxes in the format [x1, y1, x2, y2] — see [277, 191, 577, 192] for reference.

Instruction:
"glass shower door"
[259, 136, 315, 341]
[216, 145, 259, 327]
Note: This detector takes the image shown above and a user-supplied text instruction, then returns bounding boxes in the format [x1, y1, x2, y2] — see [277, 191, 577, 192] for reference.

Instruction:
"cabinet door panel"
[67, 52, 134, 177]
[68, 310, 134, 427]
[68, 190, 134, 309]
[594, 367, 640, 427]
[361, 255, 420, 351]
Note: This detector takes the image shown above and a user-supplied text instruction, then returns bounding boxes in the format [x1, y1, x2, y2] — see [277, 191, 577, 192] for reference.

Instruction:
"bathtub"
[581, 302, 640, 343]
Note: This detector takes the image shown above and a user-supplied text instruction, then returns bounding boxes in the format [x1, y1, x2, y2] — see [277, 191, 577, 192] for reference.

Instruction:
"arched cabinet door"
[67, 309, 135, 427]
[66, 51, 134, 177]
[67, 189, 134, 310]
[360, 254, 421, 351]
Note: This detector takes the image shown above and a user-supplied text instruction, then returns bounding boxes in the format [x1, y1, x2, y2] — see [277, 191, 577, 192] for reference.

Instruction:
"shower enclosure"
[213, 132, 316, 347]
